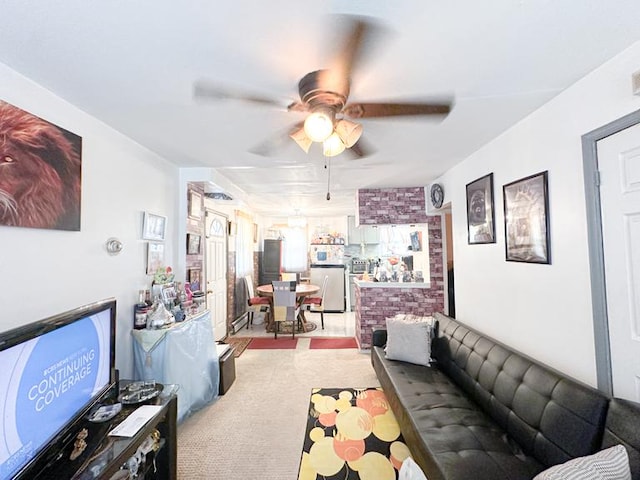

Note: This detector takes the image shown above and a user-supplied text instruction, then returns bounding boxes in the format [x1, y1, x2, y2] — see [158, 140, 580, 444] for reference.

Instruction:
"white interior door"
[597, 122, 640, 401]
[205, 210, 228, 341]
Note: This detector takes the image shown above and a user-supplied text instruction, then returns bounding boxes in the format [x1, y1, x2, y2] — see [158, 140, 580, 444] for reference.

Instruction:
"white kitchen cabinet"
[347, 216, 379, 245]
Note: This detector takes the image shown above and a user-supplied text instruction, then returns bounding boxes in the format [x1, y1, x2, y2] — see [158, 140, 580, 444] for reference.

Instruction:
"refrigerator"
[260, 239, 283, 286]
[309, 244, 345, 265]
[310, 264, 346, 313]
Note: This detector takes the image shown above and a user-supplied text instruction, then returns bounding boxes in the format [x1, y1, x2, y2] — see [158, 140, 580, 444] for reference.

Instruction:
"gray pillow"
[385, 315, 433, 366]
[533, 445, 631, 480]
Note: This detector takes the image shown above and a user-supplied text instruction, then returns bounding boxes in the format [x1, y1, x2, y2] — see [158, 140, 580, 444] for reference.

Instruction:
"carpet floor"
[309, 337, 358, 349]
[177, 348, 379, 479]
[298, 388, 410, 480]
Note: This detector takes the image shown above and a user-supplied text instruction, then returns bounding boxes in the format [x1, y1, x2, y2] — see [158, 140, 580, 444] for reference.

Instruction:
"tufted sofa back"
[431, 312, 609, 468]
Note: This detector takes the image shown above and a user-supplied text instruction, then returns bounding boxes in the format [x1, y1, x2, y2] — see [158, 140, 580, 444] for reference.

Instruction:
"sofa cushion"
[602, 398, 640, 480]
[372, 345, 544, 480]
[431, 313, 609, 468]
[385, 314, 434, 366]
[532, 444, 631, 480]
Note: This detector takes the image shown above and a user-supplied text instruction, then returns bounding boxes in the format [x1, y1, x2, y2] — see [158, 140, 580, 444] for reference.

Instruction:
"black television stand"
[33, 381, 177, 480]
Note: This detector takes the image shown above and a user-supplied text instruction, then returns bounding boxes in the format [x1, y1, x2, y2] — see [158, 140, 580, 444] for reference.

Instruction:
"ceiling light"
[304, 108, 335, 142]
[289, 126, 312, 153]
[323, 132, 346, 157]
[288, 210, 307, 228]
[334, 119, 362, 148]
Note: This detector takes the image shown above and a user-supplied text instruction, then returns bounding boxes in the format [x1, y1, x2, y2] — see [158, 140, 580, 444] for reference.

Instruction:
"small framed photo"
[188, 190, 202, 220]
[142, 212, 166, 241]
[188, 268, 202, 291]
[186, 233, 202, 255]
[146, 242, 165, 275]
[466, 173, 496, 244]
[161, 283, 177, 304]
[503, 171, 551, 264]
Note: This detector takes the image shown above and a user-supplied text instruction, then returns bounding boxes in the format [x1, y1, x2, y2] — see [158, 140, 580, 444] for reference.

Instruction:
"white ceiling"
[2, 1, 640, 217]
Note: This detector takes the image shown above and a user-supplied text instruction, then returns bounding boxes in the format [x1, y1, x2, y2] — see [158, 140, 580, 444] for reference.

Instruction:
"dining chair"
[280, 272, 298, 282]
[244, 275, 270, 329]
[271, 280, 299, 339]
[302, 275, 328, 329]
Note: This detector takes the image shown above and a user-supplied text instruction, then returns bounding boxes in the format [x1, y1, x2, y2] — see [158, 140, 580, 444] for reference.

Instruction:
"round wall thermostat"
[430, 183, 444, 208]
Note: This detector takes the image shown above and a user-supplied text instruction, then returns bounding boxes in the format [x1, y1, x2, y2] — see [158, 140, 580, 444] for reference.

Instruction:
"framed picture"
[0, 100, 82, 232]
[142, 212, 166, 241]
[188, 190, 202, 220]
[503, 171, 551, 264]
[188, 268, 202, 291]
[146, 242, 165, 274]
[161, 283, 177, 305]
[186, 233, 201, 255]
[466, 173, 496, 244]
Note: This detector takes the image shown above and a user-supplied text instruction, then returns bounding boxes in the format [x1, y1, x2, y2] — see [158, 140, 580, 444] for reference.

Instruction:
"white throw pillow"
[399, 457, 429, 480]
[533, 445, 631, 480]
[385, 315, 433, 366]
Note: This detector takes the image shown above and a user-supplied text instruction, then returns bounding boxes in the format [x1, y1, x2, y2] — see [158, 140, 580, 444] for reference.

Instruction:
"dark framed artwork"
[188, 268, 202, 291]
[0, 100, 82, 231]
[186, 233, 201, 255]
[466, 173, 496, 244]
[503, 171, 551, 264]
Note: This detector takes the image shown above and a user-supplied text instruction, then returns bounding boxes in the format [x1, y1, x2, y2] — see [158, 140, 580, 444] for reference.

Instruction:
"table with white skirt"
[132, 310, 219, 423]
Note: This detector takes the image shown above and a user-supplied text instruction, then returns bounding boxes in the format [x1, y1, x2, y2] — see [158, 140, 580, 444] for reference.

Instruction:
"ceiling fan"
[193, 16, 452, 158]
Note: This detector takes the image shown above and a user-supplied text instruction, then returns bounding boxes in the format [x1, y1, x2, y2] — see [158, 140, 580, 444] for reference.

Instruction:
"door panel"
[597, 123, 640, 401]
[205, 211, 228, 341]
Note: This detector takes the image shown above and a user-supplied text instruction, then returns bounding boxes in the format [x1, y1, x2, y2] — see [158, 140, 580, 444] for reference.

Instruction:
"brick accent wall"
[227, 250, 236, 331]
[355, 215, 444, 348]
[357, 187, 428, 225]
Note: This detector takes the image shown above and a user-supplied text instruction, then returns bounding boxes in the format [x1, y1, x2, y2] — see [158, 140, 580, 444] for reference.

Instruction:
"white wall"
[0, 62, 178, 379]
[437, 41, 640, 386]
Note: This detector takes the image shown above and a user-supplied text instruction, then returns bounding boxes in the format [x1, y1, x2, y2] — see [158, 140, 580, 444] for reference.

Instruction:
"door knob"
[207, 290, 213, 294]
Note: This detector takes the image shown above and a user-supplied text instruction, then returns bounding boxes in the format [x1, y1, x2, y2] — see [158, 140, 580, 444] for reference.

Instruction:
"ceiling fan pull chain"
[326, 157, 331, 201]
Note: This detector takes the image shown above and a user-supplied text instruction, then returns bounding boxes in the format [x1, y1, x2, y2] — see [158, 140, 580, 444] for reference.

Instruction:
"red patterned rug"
[309, 337, 358, 349]
[298, 388, 411, 480]
[247, 337, 298, 349]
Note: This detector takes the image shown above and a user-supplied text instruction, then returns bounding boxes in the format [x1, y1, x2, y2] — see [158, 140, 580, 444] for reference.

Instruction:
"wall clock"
[430, 183, 444, 208]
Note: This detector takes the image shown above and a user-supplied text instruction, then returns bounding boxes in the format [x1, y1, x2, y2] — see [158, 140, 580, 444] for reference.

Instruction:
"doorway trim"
[582, 108, 640, 395]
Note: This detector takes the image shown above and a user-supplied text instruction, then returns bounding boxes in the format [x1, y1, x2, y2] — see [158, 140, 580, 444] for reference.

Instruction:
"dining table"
[256, 283, 320, 333]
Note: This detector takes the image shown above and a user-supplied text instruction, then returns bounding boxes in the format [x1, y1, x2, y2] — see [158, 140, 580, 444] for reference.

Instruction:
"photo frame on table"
[142, 212, 166, 241]
[188, 268, 202, 291]
[188, 190, 202, 220]
[186, 233, 201, 255]
[146, 242, 165, 274]
[503, 171, 550, 264]
[466, 173, 496, 244]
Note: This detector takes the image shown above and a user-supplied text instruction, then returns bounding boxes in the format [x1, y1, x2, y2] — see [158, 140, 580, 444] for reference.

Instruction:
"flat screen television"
[0, 298, 117, 480]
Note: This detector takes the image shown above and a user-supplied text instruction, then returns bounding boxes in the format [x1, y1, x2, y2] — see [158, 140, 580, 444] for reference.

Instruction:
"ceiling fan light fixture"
[323, 132, 346, 157]
[289, 127, 312, 153]
[304, 108, 335, 142]
[335, 119, 363, 148]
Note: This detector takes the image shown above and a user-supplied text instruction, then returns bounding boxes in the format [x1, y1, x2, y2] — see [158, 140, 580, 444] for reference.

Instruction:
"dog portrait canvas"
[0, 100, 82, 231]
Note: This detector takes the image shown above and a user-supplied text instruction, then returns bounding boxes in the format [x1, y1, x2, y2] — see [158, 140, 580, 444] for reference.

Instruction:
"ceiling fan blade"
[320, 16, 375, 94]
[193, 80, 287, 108]
[343, 102, 452, 119]
[249, 122, 304, 157]
[347, 137, 374, 159]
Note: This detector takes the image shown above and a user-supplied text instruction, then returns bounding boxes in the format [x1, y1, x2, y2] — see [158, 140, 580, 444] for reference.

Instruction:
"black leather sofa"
[371, 312, 640, 480]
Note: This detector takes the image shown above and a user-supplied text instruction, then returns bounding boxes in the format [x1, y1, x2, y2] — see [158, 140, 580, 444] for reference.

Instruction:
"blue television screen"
[0, 299, 116, 480]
